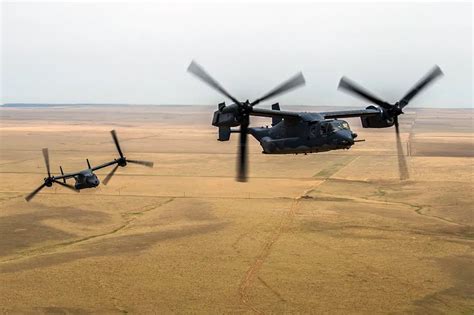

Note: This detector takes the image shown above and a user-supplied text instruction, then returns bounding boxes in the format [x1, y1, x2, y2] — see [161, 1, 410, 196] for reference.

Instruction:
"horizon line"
[2, 103, 472, 110]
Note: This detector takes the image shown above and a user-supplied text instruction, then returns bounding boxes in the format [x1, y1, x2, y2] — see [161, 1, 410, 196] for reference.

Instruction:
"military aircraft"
[25, 130, 154, 201]
[187, 61, 443, 182]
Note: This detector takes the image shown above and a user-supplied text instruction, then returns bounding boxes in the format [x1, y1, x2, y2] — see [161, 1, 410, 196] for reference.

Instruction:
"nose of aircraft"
[337, 130, 355, 146]
[88, 176, 100, 186]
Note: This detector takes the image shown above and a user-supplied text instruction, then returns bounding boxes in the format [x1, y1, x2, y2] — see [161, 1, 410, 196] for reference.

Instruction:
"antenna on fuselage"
[86, 159, 91, 169]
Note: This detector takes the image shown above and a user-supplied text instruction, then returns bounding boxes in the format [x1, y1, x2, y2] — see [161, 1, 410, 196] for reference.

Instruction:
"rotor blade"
[102, 164, 119, 185]
[250, 72, 306, 106]
[399, 65, 443, 108]
[127, 159, 154, 168]
[42, 148, 51, 177]
[110, 130, 124, 158]
[25, 183, 47, 202]
[237, 116, 249, 182]
[395, 117, 409, 180]
[338, 77, 392, 109]
[53, 179, 79, 192]
[187, 60, 243, 106]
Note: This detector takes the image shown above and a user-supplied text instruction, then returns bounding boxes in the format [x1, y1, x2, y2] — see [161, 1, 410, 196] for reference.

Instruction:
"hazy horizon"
[2, 2, 472, 108]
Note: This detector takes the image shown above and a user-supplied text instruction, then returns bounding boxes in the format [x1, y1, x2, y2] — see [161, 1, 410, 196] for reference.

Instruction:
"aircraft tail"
[272, 103, 282, 126]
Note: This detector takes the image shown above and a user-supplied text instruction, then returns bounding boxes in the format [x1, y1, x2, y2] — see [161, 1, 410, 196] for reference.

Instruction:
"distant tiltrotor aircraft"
[25, 130, 154, 201]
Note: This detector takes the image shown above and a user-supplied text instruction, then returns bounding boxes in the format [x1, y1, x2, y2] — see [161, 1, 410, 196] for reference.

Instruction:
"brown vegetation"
[0, 106, 472, 313]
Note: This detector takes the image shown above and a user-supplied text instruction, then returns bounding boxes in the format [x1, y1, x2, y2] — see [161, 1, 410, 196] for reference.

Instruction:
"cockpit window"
[321, 120, 350, 135]
[329, 120, 350, 132]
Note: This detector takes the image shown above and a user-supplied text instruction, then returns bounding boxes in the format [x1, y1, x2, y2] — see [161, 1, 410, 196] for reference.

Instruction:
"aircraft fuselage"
[249, 118, 357, 154]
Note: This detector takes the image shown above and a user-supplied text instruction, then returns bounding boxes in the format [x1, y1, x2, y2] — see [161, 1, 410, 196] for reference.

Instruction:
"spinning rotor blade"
[25, 183, 47, 202]
[127, 159, 154, 168]
[250, 72, 306, 106]
[237, 116, 249, 182]
[338, 77, 392, 109]
[111, 130, 124, 158]
[399, 65, 443, 109]
[394, 117, 409, 180]
[102, 164, 119, 185]
[53, 180, 79, 192]
[42, 148, 51, 177]
[187, 61, 243, 106]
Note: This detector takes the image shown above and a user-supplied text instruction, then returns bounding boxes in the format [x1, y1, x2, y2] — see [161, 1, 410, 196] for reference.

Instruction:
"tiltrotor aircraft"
[25, 130, 154, 201]
[187, 61, 443, 182]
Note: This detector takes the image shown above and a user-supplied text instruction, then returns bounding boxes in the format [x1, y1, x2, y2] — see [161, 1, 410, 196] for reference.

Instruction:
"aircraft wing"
[53, 171, 82, 181]
[250, 108, 301, 119]
[250, 107, 381, 120]
[320, 108, 381, 119]
[91, 160, 119, 172]
[52, 160, 118, 180]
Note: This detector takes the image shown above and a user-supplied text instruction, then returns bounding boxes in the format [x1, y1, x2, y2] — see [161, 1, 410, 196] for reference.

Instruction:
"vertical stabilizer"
[271, 103, 282, 126]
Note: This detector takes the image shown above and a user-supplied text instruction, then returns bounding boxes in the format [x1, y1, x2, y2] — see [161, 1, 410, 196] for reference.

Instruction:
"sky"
[1, 1, 472, 108]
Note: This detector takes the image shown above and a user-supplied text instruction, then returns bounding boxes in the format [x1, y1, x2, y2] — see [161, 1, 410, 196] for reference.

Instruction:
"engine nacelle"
[360, 106, 395, 128]
[212, 103, 241, 127]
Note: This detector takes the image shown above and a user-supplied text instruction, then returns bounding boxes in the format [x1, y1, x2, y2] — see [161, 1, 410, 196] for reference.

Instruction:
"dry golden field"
[0, 105, 472, 314]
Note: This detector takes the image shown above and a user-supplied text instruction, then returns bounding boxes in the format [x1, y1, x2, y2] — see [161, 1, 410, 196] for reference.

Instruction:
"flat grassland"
[0, 105, 472, 313]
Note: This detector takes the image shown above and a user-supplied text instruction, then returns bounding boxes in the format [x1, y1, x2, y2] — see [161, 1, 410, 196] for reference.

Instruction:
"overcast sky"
[1, 1, 472, 107]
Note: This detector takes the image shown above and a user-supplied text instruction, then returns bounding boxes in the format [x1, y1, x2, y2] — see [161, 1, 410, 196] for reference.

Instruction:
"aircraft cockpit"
[320, 120, 350, 135]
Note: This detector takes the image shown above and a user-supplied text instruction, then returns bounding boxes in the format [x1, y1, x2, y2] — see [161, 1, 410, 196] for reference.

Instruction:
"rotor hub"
[118, 157, 127, 167]
[44, 177, 53, 187]
[390, 103, 404, 116]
